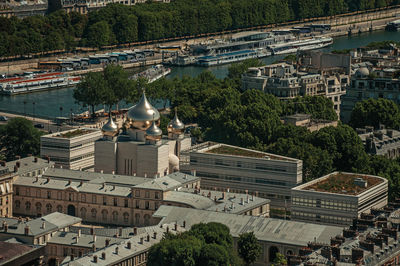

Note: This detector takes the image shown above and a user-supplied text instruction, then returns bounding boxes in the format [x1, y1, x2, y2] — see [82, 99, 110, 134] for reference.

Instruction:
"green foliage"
[283, 96, 338, 121]
[227, 59, 263, 90]
[148, 222, 242, 266]
[238, 232, 262, 265]
[350, 98, 400, 129]
[1, 0, 397, 55]
[366, 41, 400, 50]
[272, 253, 287, 266]
[0, 118, 43, 161]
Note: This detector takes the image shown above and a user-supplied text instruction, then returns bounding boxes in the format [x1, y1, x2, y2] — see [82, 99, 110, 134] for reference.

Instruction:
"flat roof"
[42, 128, 101, 139]
[154, 206, 343, 247]
[294, 172, 386, 196]
[199, 143, 299, 162]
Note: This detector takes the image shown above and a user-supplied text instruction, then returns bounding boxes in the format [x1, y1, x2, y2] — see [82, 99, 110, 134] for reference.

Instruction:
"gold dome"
[102, 112, 118, 136]
[146, 120, 162, 141]
[127, 92, 160, 129]
[167, 108, 184, 134]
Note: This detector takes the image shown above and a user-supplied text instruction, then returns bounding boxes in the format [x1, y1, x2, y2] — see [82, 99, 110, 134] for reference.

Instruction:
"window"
[101, 210, 108, 221]
[69, 193, 73, 201]
[155, 202, 158, 210]
[91, 209, 97, 218]
[135, 190, 140, 197]
[47, 191, 51, 199]
[113, 198, 118, 207]
[135, 200, 140, 209]
[46, 204, 52, 213]
[92, 195, 96, 204]
[15, 200, 20, 209]
[145, 201, 149, 210]
[135, 213, 140, 224]
[36, 190, 41, 198]
[103, 197, 107, 206]
[81, 208, 86, 218]
[26, 188, 30, 196]
[16, 187, 19, 196]
[112, 211, 118, 221]
[155, 192, 159, 199]
[145, 191, 150, 198]
[81, 194, 86, 203]
[123, 212, 129, 223]
[57, 205, 63, 213]
[57, 191, 62, 200]
[124, 199, 128, 208]
[36, 202, 42, 212]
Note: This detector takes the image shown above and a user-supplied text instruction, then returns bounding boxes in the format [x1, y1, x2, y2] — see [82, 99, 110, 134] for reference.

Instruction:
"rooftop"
[0, 241, 36, 264]
[57, 129, 93, 138]
[153, 206, 342, 247]
[298, 172, 385, 195]
[206, 145, 267, 158]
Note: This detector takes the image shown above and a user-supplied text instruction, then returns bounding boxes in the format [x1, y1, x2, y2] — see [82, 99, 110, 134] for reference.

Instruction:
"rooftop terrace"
[302, 172, 384, 195]
[206, 145, 267, 158]
[57, 129, 92, 138]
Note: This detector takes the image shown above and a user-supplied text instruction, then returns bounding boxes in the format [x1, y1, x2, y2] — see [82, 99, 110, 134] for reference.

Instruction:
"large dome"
[127, 92, 160, 129]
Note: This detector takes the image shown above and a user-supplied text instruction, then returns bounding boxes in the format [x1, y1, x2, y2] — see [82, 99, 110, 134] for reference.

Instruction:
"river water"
[1, 30, 400, 119]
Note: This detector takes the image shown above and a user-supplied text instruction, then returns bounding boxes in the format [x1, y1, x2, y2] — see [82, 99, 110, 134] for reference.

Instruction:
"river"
[1, 30, 400, 119]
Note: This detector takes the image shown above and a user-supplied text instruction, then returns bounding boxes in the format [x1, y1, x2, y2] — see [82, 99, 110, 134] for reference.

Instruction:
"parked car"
[0, 116, 8, 121]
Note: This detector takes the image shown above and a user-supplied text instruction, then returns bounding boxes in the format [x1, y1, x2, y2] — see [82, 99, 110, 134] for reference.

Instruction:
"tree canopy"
[148, 222, 242, 266]
[0, 118, 43, 161]
[237, 232, 262, 265]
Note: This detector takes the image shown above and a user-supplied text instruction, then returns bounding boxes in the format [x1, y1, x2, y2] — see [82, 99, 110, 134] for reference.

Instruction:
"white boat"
[130, 64, 171, 83]
[268, 37, 333, 55]
[196, 49, 269, 67]
[0, 73, 80, 95]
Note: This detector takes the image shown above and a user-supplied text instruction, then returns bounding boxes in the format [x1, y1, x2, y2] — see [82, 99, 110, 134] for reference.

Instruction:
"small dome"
[145, 120, 162, 141]
[102, 113, 118, 136]
[169, 153, 179, 172]
[355, 67, 369, 77]
[167, 109, 184, 134]
[127, 92, 160, 129]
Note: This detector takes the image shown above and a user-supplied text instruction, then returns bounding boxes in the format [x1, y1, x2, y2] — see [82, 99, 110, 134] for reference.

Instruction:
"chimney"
[133, 172, 136, 177]
[166, 226, 169, 233]
[3, 222, 7, 232]
[112, 170, 115, 175]
[71, 254, 75, 261]
[241, 198, 244, 205]
[16, 161, 20, 168]
[105, 239, 110, 246]
[47, 156, 50, 163]
[146, 234, 150, 242]
[119, 227, 122, 236]
[24, 226, 29, 235]
[115, 247, 119, 255]
[191, 169, 196, 176]
[127, 241, 131, 249]
[174, 223, 178, 231]
[93, 234, 97, 242]
[153, 232, 157, 239]
[41, 222, 45, 229]
[100, 170, 103, 174]
[14, 166, 18, 173]
[140, 237, 144, 244]
[34, 157, 38, 163]
[79, 181, 83, 186]
[387, 129, 394, 138]
[92, 244, 96, 252]
[133, 227, 137, 235]
[75, 236, 79, 244]
[67, 180, 71, 185]
[35, 176, 39, 182]
[101, 252, 106, 260]
[144, 173, 147, 178]
[90, 227, 94, 235]
[183, 221, 186, 228]
[93, 255, 98, 263]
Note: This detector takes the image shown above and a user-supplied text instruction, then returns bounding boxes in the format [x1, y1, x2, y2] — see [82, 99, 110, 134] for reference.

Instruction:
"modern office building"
[41, 128, 102, 171]
[180, 142, 303, 208]
[291, 171, 388, 226]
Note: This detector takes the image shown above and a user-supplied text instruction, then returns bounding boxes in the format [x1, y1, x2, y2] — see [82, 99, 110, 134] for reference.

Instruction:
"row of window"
[292, 211, 352, 223]
[198, 171, 288, 187]
[292, 197, 357, 211]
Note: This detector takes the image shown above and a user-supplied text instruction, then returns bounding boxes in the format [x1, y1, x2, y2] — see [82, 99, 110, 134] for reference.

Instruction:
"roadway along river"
[1, 30, 400, 119]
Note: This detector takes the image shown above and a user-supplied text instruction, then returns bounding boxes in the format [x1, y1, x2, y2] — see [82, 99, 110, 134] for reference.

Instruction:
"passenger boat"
[386, 20, 400, 31]
[268, 37, 333, 55]
[196, 49, 269, 67]
[130, 64, 171, 83]
[0, 72, 80, 95]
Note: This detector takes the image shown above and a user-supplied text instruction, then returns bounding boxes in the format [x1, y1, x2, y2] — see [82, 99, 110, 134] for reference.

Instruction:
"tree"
[85, 21, 114, 47]
[73, 72, 107, 118]
[0, 118, 42, 161]
[227, 59, 263, 90]
[237, 232, 262, 265]
[272, 253, 287, 266]
[102, 64, 131, 109]
[349, 98, 400, 129]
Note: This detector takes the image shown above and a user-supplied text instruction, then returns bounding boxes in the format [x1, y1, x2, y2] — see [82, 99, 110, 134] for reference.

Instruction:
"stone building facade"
[358, 127, 400, 158]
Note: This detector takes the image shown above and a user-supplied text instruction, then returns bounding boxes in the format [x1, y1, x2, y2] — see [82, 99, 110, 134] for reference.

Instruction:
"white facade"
[41, 129, 102, 171]
[291, 172, 388, 226]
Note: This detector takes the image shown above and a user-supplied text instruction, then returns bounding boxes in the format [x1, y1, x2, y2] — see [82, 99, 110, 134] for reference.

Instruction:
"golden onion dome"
[145, 119, 162, 141]
[127, 92, 160, 129]
[102, 113, 118, 136]
[167, 108, 184, 134]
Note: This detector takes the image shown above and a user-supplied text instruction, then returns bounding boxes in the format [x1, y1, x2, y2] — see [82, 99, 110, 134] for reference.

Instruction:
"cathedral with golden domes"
[94, 92, 191, 177]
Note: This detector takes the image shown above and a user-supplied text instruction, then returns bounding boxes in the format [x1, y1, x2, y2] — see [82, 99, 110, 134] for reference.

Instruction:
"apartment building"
[291, 172, 388, 226]
[358, 126, 400, 159]
[41, 128, 102, 171]
[180, 142, 302, 209]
